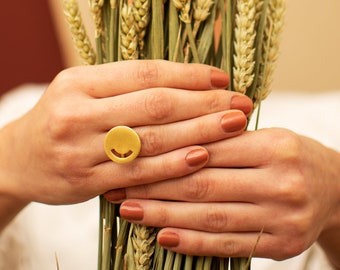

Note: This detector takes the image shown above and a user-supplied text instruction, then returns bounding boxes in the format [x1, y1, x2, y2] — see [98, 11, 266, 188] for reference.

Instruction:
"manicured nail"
[185, 149, 209, 167]
[158, 231, 180, 248]
[211, 69, 229, 89]
[120, 202, 144, 221]
[104, 188, 126, 202]
[221, 111, 247, 133]
[230, 95, 253, 115]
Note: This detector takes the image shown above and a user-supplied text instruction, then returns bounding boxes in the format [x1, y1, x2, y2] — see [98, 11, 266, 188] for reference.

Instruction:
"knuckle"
[144, 89, 174, 121]
[219, 239, 240, 257]
[271, 129, 302, 162]
[49, 146, 92, 186]
[135, 60, 160, 88]
[203, 207, 229, 232]
[155, 207, 170, 227]
[205, 90, 226, 112]
[139, 129, 164, 155]
[127, 163, 144, 183]
[46, 109, 75, 140]
[51, 67, 80, 93]
[183, 175, 211, 200]
[184, 64, 209, 89]
[196, 121, 212, 141]
[274, 175, 307, 205]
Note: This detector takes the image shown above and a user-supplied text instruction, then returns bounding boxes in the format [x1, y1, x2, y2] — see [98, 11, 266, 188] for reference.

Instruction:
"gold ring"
[104, 126, 141, 164]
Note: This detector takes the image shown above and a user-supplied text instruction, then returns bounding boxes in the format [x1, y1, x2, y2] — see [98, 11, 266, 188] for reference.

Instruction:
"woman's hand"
[0, 60, 252, 208]
[110, 128, 340, 263]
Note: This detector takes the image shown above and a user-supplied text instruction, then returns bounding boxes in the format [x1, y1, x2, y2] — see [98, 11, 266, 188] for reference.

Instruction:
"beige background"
[49, 0, 340, 92]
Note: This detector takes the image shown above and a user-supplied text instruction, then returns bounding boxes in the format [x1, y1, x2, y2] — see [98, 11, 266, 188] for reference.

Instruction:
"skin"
[1, 60, 339, 268]
[0, 60, 252, 231]
[110, 128, 340, 268]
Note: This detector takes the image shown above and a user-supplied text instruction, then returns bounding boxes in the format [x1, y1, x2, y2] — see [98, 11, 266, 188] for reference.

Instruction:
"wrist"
[317, 147, 340, 269]
[0, 121, 30, 232]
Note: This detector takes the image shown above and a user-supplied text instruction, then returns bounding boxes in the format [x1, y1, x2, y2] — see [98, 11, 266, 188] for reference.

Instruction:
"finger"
[136, 110, 247, 156]
[157, 228, 278, 259]
[93, 89, 252, 128]
[94, 110, 247, 162]
[78, 109, 247, 169]
[59, 60, 230, 98]
[95, 146, 209, 192]
[106, 168, 267, 202]
[205, 128, 280, 167]
[118, 200, 266, 233]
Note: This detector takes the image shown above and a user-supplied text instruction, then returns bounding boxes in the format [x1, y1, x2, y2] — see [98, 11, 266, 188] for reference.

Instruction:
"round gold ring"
[104, 126, 141, 164]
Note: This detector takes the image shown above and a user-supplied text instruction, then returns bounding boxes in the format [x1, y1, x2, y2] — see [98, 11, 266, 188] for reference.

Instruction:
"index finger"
[58, 60, 230, 98]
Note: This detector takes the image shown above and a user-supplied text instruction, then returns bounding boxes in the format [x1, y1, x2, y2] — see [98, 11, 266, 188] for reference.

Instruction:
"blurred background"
[1, 0, 339, 96]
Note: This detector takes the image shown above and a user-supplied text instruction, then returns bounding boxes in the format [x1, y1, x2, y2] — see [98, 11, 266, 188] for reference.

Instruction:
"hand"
[110, 128, 340, 261]
[0, 60, 252, 206]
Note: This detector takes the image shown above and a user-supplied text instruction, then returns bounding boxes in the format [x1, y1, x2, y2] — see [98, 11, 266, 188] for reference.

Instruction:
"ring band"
[104, 126, 141, 164]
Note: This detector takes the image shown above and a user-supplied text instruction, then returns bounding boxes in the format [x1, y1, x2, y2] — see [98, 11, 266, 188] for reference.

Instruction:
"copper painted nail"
[211, 69, 229, 89]
[120, 202, 144, 221]
[185, 149, 209, 167]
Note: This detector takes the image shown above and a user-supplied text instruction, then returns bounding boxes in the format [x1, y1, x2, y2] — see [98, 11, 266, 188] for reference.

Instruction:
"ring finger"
[93, 109, 247, 163]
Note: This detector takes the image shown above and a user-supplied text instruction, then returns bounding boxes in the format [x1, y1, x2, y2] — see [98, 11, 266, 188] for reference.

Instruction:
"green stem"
[109, 6, 118, 62]
[226, 0, 235, 90]
[169, 0, 181, 62]
[185, 22, 200, 63]
[95, 36, 104, 64]
[150, 0, 164, 59]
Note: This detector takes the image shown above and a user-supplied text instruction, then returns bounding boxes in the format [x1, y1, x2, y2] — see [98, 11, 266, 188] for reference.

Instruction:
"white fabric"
[1, 84, 339, 269]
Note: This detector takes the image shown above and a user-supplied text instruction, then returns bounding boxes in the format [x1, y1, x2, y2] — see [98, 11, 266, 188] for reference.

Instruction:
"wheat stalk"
[133, 0, 151, 58]
[63, 0, 96, 65]
[192, 0, 214, 38]
[255, 0, 286, 103]
[233, 0, 257, 95]
[173, 0, 191, 23]
[121, 2, 139, 60]
[89, 0, 105, 38]
[131, 225, 157, 270]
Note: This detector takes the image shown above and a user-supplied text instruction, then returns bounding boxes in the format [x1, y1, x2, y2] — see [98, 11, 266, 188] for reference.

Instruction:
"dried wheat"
[89, 0, 105, 38]
[63, 0, 96, 65]
[133, 0, 151, 57]
[192, 0, 214, 37]
[173, 0, 191, 24]
[121, 3, 139, 60]
[110, 0, 117, 9]
[254, 0, 285, 104]
[132, 224, 156, 270]
[233, 0, 257, 94]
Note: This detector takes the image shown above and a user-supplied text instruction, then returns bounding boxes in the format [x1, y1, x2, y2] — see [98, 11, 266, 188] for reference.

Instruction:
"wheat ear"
[133, 0, 151, 58]
[63, 0, 96, 65]
[121, 3, 139, 60]
[132, 224, 156, 270]
[233, 0, 257, 95]
[173, 0, 191, 23]
[88, 0, 105, 38]
[255, 0, 286, 103]
[192, 0, 214, 38]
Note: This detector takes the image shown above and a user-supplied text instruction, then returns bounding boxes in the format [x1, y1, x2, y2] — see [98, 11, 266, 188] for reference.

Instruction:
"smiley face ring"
[104, 126, 141, 164]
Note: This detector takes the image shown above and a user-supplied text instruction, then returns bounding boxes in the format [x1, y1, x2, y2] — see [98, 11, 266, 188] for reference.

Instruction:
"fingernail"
[158, 231, 180, 248]
[221, 111, 247, 133]
[104, 188, 126, 202]
[185, 149, 209, 167]
[230, 95, 253, 115]
[211, 69, 229, 89]
[120, 202, 144, 221]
